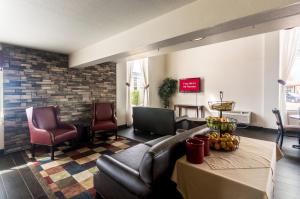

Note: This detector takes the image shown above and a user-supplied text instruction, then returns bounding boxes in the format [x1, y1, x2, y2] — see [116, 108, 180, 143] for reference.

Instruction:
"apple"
[214, 143, 221, 150]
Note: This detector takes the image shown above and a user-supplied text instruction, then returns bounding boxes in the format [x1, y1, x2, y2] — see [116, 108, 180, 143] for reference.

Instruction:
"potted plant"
[158, 78, 178, 108]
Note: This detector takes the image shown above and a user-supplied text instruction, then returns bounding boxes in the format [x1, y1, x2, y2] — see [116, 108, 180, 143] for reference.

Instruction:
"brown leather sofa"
[26, 106, 78, 160]
[94, 125, 209, 199]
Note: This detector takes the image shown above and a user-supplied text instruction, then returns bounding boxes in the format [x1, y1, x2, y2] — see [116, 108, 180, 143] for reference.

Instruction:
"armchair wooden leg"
[275, 130, 281, 144]
[96, 192, 104, 199]
[31, 144, 35, 158]
[91, 130, 95, 143]
[70, 139, 76, 147]
[279, 133, 284, 149]
[50, 146, 55, 160]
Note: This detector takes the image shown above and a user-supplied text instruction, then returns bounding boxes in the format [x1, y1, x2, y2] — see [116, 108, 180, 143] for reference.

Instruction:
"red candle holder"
[193, 134, 210, 156]
[186, 138, 204, 164]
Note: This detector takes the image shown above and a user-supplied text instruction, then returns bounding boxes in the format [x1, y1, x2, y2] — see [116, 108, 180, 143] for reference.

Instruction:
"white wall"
[166, 32, 280, 128]
[148, 55, 166, 108]
[116, 62, 127, 126]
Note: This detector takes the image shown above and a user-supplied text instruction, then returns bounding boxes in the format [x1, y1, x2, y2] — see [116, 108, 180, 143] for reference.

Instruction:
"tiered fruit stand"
[206, 91, 239, 151]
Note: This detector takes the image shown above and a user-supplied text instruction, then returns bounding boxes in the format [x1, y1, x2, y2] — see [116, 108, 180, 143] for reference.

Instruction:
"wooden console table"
[174, 104, 205, 118]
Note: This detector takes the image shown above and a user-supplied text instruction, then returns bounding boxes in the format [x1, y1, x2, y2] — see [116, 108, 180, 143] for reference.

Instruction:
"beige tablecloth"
[171, 137, 283, 199]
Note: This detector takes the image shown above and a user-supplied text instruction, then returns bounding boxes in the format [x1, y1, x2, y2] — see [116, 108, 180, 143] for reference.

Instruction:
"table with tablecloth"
[171, 137, 283, 199]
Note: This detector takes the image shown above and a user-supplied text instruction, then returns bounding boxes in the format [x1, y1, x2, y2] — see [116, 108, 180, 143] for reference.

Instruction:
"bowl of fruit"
[208, 132, 239, 152]
[206, 116, 237, 133]
[208, 101, 235, 111]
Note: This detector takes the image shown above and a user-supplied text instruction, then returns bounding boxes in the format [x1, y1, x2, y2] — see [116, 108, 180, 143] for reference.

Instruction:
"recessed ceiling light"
[193, 37, 204, 41]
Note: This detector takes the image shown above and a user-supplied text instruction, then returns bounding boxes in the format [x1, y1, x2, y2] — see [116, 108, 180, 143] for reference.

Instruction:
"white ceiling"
[0, 0, 196, 54]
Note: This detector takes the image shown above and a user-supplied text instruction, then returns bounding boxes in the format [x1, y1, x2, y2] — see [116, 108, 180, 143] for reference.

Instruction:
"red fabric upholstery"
[26, 106, 77, 146]
[91, 102, 117, 133]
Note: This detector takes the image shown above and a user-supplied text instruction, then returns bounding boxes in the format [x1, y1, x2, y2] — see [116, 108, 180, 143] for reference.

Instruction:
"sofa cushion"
[94, 171, 143, 199]
[112, 143, 150, 171]
[92, 121, 117, 131]
[190, 126, 211, 137]
[53, 128, 77, 145]
[139, 125, 208, 185]
[96, 155, 151, 198]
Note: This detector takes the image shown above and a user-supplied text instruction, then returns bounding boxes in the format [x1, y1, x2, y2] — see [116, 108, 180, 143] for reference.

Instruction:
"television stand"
[174, 104, 205, 118]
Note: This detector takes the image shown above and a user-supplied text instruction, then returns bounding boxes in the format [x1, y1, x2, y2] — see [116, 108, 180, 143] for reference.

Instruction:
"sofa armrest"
[144, 135, 172, 147]
[96, 155, 150, 198]
[28, 125, 54, 145]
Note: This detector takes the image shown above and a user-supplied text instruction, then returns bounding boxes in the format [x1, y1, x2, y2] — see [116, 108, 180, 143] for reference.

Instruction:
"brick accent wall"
[1, 44, 116, 153]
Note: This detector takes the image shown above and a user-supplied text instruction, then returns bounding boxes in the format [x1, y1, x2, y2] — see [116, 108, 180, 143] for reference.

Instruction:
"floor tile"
[77, 147, 90, 153]
[61, 183, 85, 198]
[45, 165, 65, 175]
[50, 170, 71, 182]
[75, 157, 91, 165]
[41, 161, 59, 170]
[87, 153, 100, 161]
[56, 176, 78, 190]
[93, 146, 106, 153]
[80, 177, 93, 190]
[73, 170, 93, 183]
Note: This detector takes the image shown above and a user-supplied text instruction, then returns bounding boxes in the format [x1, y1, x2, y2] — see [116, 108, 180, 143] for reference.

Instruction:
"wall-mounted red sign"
[179, 78, 201, 93]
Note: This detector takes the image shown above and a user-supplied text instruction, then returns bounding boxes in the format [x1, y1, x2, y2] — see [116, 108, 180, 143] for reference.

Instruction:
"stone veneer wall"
[1, 44, 116, 153]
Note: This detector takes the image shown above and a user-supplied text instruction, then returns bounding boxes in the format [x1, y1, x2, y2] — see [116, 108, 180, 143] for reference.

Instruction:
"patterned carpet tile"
[25, 136, 139, 199]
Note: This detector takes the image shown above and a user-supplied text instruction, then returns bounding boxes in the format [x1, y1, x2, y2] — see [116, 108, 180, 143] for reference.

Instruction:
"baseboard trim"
[118, 124, 129, 130]
[240, 125, 277, 133]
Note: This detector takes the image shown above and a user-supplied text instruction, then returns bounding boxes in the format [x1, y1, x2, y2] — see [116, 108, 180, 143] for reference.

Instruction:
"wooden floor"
[0, 152, 48, 199]
[0, 127, 299, 199]
[236, 128, 300, 199]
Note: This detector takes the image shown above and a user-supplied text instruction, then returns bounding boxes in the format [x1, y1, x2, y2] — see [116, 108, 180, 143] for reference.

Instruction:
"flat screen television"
[179, 78, 201, 93]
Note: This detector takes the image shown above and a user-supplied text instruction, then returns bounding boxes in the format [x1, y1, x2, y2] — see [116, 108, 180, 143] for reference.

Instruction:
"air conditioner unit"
[211, 111, 252, 125]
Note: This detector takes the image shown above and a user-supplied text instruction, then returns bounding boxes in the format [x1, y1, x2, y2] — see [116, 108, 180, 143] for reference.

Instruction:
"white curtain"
[140, 58, 150, 106]
[279, 28, 300, 124]
[126, 62, 133, 126]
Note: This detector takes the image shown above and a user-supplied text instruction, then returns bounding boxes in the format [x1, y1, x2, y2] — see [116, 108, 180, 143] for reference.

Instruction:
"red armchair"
[91, 102, 117, 142]
[26, 106, 78, 160]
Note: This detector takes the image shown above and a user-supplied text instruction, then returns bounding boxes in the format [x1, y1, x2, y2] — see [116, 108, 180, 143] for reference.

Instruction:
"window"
[127, 58, 148, 106]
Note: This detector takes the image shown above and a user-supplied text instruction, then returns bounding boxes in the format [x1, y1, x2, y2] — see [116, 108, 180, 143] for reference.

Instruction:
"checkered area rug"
[24, 136, 139, 199]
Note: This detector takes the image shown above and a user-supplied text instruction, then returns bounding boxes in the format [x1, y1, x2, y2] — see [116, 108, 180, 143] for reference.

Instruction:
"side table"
[74, 120, 91, 143]
[174, 104, 205, 118]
